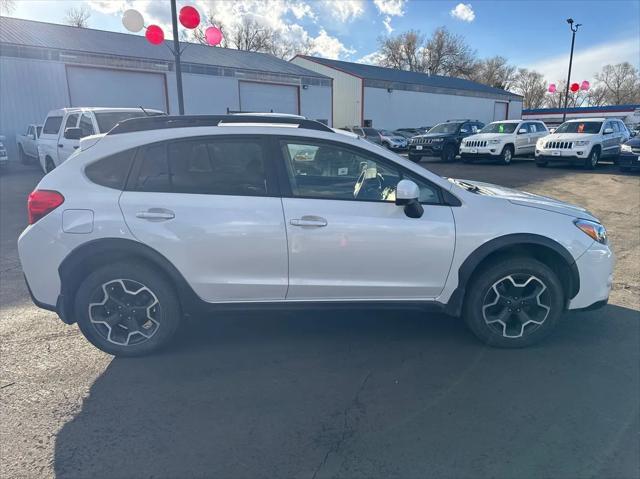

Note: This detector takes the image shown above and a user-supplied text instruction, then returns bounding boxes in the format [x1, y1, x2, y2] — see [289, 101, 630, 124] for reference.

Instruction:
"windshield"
[480, 122, 518, 134]
[554, 121, 602, 134]
[428, 123, 462, 134]
[362, 128, 379, 136]
[94, 111, 162, 132]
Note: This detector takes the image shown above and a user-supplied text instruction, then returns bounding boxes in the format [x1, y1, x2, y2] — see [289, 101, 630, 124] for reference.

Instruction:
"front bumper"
[459, 146, 502, 158]
[387, 142, 407, 150]
[408, 144, 443, 156]
[568, 241, 615, 310]
[535, 147, 590, 163]
[619, 152, 640, 170]
[0, 154, 8, 165]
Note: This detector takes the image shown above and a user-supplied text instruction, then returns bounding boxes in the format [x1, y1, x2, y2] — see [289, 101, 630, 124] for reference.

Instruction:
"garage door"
[67, 66, 167, 112]
[493, 101, 508, 121]
[239, 81, 298, 114]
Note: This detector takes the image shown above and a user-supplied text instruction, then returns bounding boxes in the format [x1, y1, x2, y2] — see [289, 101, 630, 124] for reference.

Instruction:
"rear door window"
[85, 149, 136, 190]
[42, 116, 63, 135]
[64, 114, 79, 132]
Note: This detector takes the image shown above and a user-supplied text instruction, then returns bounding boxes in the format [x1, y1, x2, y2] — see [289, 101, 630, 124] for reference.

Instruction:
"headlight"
[574, 219, 607, 244]
[536, 138, 544, 146]
[574, 140, 590, 146]
[488, 139, 502, 144]
[621, 144, 633, 152]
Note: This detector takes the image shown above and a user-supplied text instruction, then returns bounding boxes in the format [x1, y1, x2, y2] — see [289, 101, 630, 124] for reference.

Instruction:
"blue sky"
[7, 0, 640, 82]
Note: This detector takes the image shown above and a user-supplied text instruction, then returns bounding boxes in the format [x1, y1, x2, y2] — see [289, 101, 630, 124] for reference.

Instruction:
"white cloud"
[527, 37, 640, 84]
[450, 3, 475, 22]
[373, 0, 405, 16]
[382, 16, 393, 34]
[310, 29, 355, 59]
[321, 0, 364, 22]
[356, 50, 383, 65]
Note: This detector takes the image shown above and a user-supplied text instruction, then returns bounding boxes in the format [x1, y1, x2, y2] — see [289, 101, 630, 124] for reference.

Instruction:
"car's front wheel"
[584, 148, 599, 170]
[500, 145, 514, 165]
[75, 262, 182, 356]
[441, 145, 456, 162]
[463, 257, 564, 348]
[408, 154, 421, 163]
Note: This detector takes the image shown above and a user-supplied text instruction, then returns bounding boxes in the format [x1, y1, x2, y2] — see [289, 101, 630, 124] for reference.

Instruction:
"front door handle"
[136, 208, 175, 221]
[290, 215, 327, 227]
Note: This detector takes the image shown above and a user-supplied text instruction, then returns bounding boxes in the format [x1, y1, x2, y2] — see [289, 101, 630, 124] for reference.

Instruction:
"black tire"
[45, 157, 55, 173]
[535, 159, 548, 167]
[19, 146, 28, 165]
[441, 145, 456, 162]
[408, 154, 421, 163]
[75, 261, 182, 356]
[463, 257, 564, 348]
[499, 145, 514, 165]
[584, 147, 599, 170]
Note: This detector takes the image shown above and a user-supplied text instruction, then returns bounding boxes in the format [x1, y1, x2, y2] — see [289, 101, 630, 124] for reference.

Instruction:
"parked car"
[535, 118, 630, 169]
[0, 135, 8, 169]
[378, 129, 408, 151]
[619, 137, 640, 172]
[19, 114, 614, 356]
[459, 120, 548, 165]
[16, 124, 42, 164]
[341, 126, 383, 145]
[38, 107, 164, 174]
[394, 128, 422, 139]
[408, 120, 484, 162]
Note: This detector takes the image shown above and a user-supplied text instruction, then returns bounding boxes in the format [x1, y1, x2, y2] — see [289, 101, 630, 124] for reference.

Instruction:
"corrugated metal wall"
[0, 57, 70, 157]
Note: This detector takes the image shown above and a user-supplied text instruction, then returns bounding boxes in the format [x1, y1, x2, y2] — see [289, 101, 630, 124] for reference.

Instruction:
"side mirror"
[29, 133, 36, 140]
[604, 128, 613, 135]
[64, 127, 82, 140]
[395, 179, 424, 218]
[460, 129, 468, 134]
[518, 128, 527, 134]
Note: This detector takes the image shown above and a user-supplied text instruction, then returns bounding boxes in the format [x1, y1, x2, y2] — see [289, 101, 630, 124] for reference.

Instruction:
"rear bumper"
[24, 275, 73, 324]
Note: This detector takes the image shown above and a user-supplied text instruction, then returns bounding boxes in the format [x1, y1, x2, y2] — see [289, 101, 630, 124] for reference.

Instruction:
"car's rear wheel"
[75, 262, 182, 356]
[463, 257, 564, 348]
[584, 148, 599, 170]
[45, 157, 55, 173]
[19, 146, 28, 165]
[500, 145, 514, 165]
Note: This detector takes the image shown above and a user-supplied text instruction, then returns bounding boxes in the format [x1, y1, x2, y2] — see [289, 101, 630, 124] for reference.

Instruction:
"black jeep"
[408, 120, 484, 162]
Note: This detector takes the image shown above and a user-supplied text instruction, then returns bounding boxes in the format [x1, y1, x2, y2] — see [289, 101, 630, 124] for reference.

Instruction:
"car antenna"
[139, 106, 150, 116]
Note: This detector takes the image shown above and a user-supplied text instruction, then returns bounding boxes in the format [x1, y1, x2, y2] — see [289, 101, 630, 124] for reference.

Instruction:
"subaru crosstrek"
[19, 115, 614, 356]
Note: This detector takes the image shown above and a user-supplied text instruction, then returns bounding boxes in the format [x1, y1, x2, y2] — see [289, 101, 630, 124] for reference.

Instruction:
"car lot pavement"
[1, 158, 638, 478]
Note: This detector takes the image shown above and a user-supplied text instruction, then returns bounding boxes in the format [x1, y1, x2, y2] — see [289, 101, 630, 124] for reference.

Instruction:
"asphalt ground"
[1, 156, 638, 479]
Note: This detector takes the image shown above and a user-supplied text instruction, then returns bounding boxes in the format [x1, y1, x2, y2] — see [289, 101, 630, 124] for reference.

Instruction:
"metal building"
[0, 17, 332, 157]
[523, 104, 640, 128]
[291, 55, 523, 130]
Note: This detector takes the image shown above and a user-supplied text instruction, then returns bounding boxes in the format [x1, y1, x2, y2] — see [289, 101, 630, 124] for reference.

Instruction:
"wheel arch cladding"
[58, 238, 201, 324]
[444, 233, 580, 316]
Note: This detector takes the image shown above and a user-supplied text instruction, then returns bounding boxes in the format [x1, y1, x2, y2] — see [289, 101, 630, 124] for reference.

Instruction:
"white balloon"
[122, 9, 144, 33]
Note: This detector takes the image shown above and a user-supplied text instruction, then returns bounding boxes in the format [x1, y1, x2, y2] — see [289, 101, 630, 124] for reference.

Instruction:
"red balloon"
[145, 25, 164, 45]
[580, 80, 590, 91]
[205, 26, 223, 46]
[570, 82, 580, 92]
[179, 6, 200, 29]
[548, 83, 556, 93]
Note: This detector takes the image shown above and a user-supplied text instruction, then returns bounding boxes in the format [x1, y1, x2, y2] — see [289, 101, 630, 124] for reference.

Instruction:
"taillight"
[27, 190, 64, 225]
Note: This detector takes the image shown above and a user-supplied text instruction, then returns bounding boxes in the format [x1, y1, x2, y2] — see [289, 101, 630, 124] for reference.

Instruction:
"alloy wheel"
[88, 279, 161, 346]
[591, 150, 599, 167]
[503, 148, 512, 164]
[482, 274, 551, 339]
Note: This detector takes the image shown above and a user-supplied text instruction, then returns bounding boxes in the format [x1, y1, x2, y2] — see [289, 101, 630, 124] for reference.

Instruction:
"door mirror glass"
[64, 127, 82, 140]
[518, 128, 528, 134]
[604, 127, 613, 134]
[29, 133, 36, 140]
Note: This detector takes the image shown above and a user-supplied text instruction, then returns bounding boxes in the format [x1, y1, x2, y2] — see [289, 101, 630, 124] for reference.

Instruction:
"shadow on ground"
[54, 305, 639, 478]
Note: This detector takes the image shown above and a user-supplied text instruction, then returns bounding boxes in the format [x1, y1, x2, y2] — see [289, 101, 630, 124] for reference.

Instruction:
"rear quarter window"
[42, 116, 63, 135]
[84, 149, 136, 190]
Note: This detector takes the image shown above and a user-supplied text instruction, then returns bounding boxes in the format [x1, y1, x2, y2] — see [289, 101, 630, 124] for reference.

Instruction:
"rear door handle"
[290, 215, 327, 227]
[136, 208, 175, 221]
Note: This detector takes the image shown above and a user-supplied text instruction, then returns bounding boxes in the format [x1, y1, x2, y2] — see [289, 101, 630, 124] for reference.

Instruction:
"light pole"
[170, 0, 185, 115]
[562, 18, 582, 122]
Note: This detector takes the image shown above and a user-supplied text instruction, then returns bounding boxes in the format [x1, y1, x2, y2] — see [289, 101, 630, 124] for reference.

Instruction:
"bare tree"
[511, 68, 547, 109]
[64, 6, 90, 28]
[192, 13, 228, 48]
[594, 62, 640, 105]
[377, 30, 426, 71]
[469, 56, 516, 90]
[0, 0, 16, 14]
[423, 27, 476, 77]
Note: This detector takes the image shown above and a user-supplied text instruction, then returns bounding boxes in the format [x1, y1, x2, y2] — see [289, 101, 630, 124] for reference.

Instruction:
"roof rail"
[108, 114, 334, 135]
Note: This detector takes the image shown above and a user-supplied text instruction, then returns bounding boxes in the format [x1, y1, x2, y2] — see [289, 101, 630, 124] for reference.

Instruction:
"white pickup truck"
[16, 124, 42, 164]
[38, 107, 163, 173]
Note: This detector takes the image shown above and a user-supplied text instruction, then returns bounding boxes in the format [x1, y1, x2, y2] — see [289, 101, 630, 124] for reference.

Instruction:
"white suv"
[535, 118, 630, 169]
[18, 115, 614, 356]
[460, 120, 548, 164]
